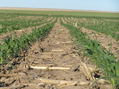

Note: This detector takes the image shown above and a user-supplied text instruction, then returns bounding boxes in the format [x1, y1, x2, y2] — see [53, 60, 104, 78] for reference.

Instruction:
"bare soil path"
[0, 23, 111, 89]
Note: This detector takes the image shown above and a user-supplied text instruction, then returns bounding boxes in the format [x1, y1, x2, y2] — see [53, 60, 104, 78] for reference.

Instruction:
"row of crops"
[61, 17, 119, 88]
[0, 15, 56, 44]
[0, 13, 119, 88]
[63, 17, 119, 41]
[0, 23, 55, 63]
[0, 15, 55, 34]
[0, 14, 56, 64]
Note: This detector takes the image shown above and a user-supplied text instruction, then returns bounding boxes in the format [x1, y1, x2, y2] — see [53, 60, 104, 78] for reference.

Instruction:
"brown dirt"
[81, 27, 119, 60]
[0, 23, 111, 89]
[115, 32, 119, 35]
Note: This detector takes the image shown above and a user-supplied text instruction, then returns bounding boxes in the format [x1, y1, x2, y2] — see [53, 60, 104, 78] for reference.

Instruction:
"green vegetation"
[0, 10, 119, 88]
[0, 16, 52, 34]
[64, 16, 119, 40]
[0, 23, 54, 64]
[77, 18, 119, 40]
[62, 23, 119, 89]
[0, 9, 119, 17]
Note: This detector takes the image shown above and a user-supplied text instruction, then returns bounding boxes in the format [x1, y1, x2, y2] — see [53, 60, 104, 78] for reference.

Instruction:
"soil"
[0, 23, 111, 89]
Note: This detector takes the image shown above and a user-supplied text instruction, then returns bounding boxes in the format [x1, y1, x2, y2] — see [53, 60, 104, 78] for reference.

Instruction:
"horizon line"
[0, 7, 119, 13]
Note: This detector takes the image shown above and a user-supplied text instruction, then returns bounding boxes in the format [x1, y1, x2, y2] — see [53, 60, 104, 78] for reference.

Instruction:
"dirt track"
[0, 23, 111, 89]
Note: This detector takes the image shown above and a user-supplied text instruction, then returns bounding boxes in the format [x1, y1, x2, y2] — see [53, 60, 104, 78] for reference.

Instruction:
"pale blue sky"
[0, 0, 119, 12]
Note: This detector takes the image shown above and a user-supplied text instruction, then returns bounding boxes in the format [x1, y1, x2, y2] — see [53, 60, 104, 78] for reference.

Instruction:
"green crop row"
[64, 17, 119, 41]
[0, 23, 54, 64]
[79, 19, 119, 41]
[62, 23, 119, 89]
[0, 16, 52, 34]
[0, 13, 19, 20]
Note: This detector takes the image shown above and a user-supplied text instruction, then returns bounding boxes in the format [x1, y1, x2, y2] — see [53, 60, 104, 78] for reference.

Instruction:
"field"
[0, 9, 119, 89]
[0, 8, 119, 17]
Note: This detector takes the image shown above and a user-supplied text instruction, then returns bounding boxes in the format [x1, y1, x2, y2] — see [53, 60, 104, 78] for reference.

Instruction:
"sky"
[0, 0, 119, 12]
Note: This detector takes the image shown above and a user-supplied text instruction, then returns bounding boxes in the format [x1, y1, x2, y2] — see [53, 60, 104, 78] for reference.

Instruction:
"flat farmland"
[0, 8, 119, 17]
[0, 9, 119, 89]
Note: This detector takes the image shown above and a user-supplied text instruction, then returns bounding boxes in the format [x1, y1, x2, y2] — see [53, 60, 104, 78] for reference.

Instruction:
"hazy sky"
[0, 0, 119, 12]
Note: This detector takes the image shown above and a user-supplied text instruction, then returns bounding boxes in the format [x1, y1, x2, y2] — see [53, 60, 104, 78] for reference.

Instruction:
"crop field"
[0, 10, 119, 89]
